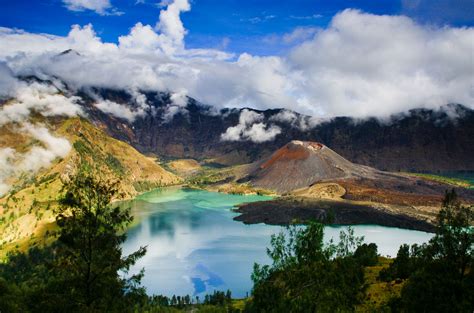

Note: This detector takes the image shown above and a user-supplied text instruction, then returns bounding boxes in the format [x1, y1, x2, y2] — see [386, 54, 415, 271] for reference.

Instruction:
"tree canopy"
[245, 222, 374, 312]
[380, 189, 474, 312]
[0, 175, 147, 313]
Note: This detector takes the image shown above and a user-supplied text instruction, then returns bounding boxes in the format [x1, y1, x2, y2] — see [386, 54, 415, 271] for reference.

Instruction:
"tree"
[398, 189, 474, 312]
[51, 174, 147, 312]
[0, 174, 148, 312]
[245, 222, 368, 312]
[379, 244, 415, 281]
[354, 243, 379, 267]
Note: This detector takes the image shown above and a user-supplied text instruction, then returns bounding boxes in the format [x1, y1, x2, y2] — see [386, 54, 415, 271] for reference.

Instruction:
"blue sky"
[1, 0, 472, 55]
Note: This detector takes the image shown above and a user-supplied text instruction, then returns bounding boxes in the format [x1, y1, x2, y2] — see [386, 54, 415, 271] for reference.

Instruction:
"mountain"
[77, 87, 474, 173]
[245, 140, 474, 200]
[233, 140, 474, 230]
[246, 140, 378, 193]
[2, 77, 473, 249]
[0, 117, 180, 256]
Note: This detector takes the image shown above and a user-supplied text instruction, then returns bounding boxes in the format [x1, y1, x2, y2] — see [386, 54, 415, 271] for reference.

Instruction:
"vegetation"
[0, 175, 147, 312]
[377, 189, 474, 312]
[405, 172, 473, 188]
[0, 174, 246, 312]
[244, 189, 473, 312]
[187, 166, 235, 186]
[0, 117, 180, 257]
[244, 222, 374, 312]
[0, 169, 472, 313]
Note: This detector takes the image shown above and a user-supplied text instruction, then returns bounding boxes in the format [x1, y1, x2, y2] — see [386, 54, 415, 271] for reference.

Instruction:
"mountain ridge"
[76, 87, 474, 172]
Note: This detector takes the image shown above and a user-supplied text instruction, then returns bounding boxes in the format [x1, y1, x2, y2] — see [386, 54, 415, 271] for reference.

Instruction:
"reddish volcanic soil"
[249, 141, 474, 206]
[249, 140, 379, 193]
[234, 141, 474, 229]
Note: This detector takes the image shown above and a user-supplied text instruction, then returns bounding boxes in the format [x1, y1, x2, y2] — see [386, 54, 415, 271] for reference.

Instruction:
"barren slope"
[249, 140, 378, 193]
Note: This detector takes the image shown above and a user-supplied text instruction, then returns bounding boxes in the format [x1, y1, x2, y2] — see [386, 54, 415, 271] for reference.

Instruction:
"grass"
[405, 172, 473, 188]
[356, 257, 404, 312]
[215, 183, 275, 196]
[184, 164, 275, 196]
[1, 117, 182, 258]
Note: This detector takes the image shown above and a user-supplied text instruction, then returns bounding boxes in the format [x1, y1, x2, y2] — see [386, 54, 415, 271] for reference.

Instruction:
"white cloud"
[0, 82, 83, 126]
[269, 109, 322, 130]
[289, 14, 323, 20]
[162, 89, 189, 122]
[20, 124, 72, 171]
[0, 124, 71, 196]
[63, 0, 122, 16]
[91, 88, 153, 121]
[155, 0, 190, 54]
[0, 74, 82, 196]
[221, 109, 281, 143]
[94, 100, 139, 122]
[0, 62, 19, 97]
[282, 27, 319, 44]
[118, 23, 162, 53]
[0, 148, 15, 196]
[289, 9, 474, 117]
[0, 5, 472, 120]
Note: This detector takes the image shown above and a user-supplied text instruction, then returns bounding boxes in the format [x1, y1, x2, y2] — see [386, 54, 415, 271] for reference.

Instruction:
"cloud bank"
[0, 1, 473, 145]
[1, 4, 472, 120]
[0, 76, 80, 196]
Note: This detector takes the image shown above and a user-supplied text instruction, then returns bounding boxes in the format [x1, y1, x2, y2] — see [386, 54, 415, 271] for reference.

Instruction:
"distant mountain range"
[75, 86, 474, 173]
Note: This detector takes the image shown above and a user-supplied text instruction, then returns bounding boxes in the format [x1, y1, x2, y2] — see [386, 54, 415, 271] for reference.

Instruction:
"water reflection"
[122, 188, 433, 298]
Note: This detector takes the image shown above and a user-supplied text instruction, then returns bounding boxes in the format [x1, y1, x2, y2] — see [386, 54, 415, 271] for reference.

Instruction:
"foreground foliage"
[0, 175, 147, 312]
[245, 222, 377, 312]
[1, 176, 472, 313]
[379, 189, 474, 312]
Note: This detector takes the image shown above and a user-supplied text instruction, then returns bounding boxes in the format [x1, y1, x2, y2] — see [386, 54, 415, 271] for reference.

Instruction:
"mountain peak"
[252, 141, 362, 192]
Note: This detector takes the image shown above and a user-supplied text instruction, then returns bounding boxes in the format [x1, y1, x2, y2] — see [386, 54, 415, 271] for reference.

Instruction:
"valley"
[1, 1, 473, 311]
[1, 90, 473, 256]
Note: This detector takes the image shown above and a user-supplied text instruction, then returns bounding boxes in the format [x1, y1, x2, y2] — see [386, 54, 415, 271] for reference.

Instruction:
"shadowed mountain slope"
[78, 88, 474, 172]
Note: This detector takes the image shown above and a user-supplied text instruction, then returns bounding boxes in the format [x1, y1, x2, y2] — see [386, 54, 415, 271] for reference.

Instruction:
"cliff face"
[83, 88, 474, 172]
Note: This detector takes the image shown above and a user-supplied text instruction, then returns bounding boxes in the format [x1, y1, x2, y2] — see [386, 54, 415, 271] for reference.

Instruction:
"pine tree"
[52, 174, 147, 312]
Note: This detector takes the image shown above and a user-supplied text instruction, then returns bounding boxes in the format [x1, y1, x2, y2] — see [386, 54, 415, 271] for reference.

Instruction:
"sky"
[1, 0, 473, 55]
[0, 0, 473, 118]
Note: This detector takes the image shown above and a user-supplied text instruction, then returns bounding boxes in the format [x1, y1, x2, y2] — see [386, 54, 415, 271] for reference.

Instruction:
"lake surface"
[445, 172, 474, 188]
[122, 187, 433, 298]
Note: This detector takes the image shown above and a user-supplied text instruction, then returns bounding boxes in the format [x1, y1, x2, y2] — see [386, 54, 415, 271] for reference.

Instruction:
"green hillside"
[0, 117, 181, 258]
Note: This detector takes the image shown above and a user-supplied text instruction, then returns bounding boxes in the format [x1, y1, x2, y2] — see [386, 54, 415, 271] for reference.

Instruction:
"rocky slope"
[246, 141, 377, 193]
[245, 140, 474, 198]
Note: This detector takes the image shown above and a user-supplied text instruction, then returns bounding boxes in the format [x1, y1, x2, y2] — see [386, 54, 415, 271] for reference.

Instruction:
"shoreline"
[233, 198, 436, 233]
[130, 186, 437, 233]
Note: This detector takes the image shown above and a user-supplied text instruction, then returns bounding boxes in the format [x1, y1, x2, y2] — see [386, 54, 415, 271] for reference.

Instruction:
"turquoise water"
[122, 187, 433, 298]
[444, 172, 474, 188]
